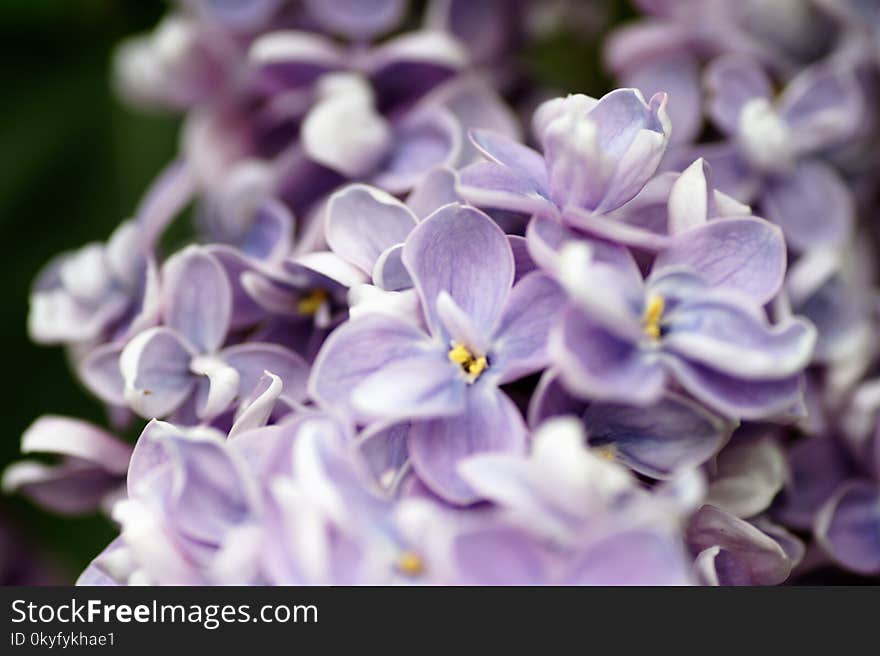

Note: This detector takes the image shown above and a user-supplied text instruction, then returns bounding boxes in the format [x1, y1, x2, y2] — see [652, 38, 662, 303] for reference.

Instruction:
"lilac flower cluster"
[6, 0, 880, 584]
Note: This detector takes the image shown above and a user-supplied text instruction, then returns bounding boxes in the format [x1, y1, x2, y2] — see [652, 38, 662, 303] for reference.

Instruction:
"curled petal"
[655, 217, 786, 305]
[120, 327, 196, 419]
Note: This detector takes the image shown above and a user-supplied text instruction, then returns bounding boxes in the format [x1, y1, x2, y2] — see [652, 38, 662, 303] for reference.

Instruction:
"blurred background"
[0, 0, 179, 582]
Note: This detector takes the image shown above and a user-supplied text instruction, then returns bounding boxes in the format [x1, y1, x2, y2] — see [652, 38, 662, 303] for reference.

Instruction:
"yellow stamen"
[397, 551, 424, 576]
[594, 444, 617, 462]
[448, 343, 488, 381]
[297, 289, 328, 316]
[642, 294, 665, 340]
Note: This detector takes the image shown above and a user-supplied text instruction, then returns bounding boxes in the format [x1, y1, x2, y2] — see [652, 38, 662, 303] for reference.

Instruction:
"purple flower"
[688, 505, 803, 586]
[82, 247, 309, 422]
[689, 55, 863, 252]
[458, 89, 674, 250]
[529, 371, 732, 479]
[310, 203, 566, 503]
[605, 0, 835, 144]
[455, 417, 697, 584]
[2, 416, 132, 516]
[197, 162, 294, 263]
[551, 231, 816, 419]
[28, 221, 160, 346]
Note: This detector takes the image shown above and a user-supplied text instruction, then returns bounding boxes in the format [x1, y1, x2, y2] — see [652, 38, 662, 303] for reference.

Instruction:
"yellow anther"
[594, 444, 617, 462]
[448, 343, 471, 365]
[643, 294, 665, 340]
[448, 343, 488, 381]
[397, 551, 424, 576]
[297, 289, 328, 316]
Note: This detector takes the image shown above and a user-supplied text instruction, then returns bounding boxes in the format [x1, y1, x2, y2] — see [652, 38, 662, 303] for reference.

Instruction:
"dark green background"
[0, 0, 178, 579]
[0, 0, 631, 582]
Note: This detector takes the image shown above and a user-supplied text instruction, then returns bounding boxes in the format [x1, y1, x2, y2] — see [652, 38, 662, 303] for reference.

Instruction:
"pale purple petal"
[451, 527, 547, 585]
[21, 416, 132, 474]
[704, 55, 773, 136]
[162, 247, 232, 353]
[469, 129, 549, 195]
[663, 299, 816, 378]
[654, 217, 787, 304]
[305, 0, 405, 40]
[409, 385, 527, 504]
[583, 395, 731, 479]
[79, 343, 126, 406]
[552, 307, 666, 405]
[406, 166, 459, 218]
[372, 244, 413, 291]
[373, 106, 461, 194]
[309, 313, 434, 416]
[623, 54, 702, 145]
[780, 64, 864, 153]
[815, 480, 880, 575]
[663, 357, 804, 420]
[351, 354, 465, 422]
[229, 372, 283, 439]
[402, 203, 514, 337]
[457, 160, 556, 216]
[325, 184, 418, 274]
[688, 505, 792, 586]
[760, 161, 855, 252]
[221, 342, 310, 407]
[491, 272, 566, 384]
[508, 235, 536, 284]
[568, 530, 693, 585]
[120, 327, 196, 418]
[436, 291, 489, 355]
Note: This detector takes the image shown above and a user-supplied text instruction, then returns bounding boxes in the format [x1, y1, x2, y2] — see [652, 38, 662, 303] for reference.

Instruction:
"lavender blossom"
[310, 203, 566, 503]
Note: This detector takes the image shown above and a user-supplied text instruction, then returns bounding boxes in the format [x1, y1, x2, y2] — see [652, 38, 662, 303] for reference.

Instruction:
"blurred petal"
[707, 435, 787, 518]
[816, 480, 880, 575]
[120, 327, 196, 418]
[305, 0, 405, 40]
[552, 307, 666, 405]
[409, 386, 526, 504]
[584, 394, 731, 479]
[163, 247, 232, 353]
[705, 55, 773, 136]
[664, 357, 804, 420]
[688, 505, 792, 586]
[761, 161, 854, 252]
[664, 299, 816, 378]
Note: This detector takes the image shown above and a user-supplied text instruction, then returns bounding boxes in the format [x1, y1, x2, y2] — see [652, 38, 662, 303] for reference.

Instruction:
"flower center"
[594, 444, 617, 462]
[448, 342, 488, 382]
[297, 289, 328, 316]
[396, 551, 424, 577]
[642, 294, 665, 340]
